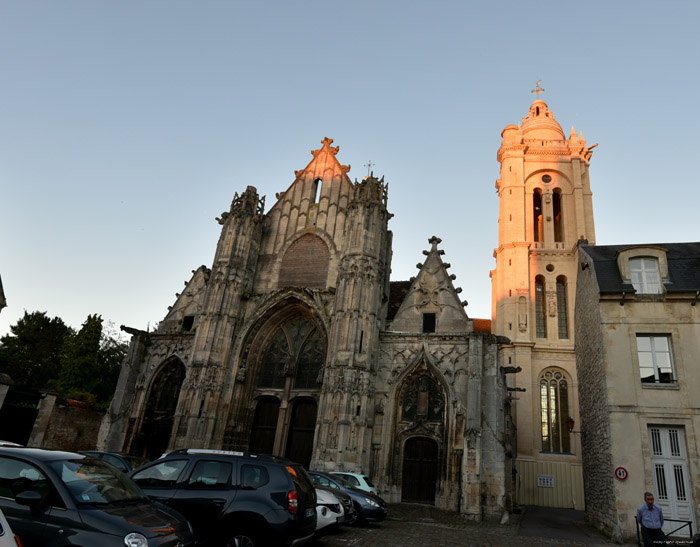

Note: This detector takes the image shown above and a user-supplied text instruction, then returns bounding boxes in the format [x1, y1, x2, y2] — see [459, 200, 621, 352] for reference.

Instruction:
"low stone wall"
[28, 395, 105, 452]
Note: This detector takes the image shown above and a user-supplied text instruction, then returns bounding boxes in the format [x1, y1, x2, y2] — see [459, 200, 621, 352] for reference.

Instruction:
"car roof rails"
[163, 448, 292, 463]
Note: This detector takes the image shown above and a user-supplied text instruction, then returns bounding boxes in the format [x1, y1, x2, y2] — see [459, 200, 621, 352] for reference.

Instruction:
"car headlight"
[364, 497, 379, 507]
[124, 532, 148, 547]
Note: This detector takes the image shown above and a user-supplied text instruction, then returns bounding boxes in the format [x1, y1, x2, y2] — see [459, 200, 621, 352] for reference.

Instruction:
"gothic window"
[553, 189, 563, 242]
[630, 258, 662, 294]
[556, 276, 569, 339]
[402, 374, 444, 422]
[258, 329, 289, 389]
[313, 178, 322, 204]
[535, 276, 547, 338]
[533, 189, 544, 242]
[257, 316, 325, 391]
[540, 369, 570, 453]
[294, 326, 325, 389]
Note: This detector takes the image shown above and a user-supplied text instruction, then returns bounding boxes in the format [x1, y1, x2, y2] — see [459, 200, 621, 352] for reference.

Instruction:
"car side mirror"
[15, 490, 43, 509]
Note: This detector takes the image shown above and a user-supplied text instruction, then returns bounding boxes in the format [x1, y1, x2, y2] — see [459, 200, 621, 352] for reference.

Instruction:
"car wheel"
[352, 501, 364, 524]
[223, 531, 258, 547]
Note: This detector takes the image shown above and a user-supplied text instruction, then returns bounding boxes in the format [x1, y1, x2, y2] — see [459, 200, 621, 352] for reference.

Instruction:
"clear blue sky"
[2, 1, 699, 337]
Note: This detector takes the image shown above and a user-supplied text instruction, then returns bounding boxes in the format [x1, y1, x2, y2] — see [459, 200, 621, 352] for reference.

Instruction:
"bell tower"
[490, 96, 596, 507]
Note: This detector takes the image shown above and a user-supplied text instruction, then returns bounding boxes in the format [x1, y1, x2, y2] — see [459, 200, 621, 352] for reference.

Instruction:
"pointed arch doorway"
[133, 359, 186, 460]
[240, 305, 326, 468]
[402, 437, 438, 504]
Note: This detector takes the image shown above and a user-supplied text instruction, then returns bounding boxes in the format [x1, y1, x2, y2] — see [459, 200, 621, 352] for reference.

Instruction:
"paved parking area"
[308, 504, 639, 547]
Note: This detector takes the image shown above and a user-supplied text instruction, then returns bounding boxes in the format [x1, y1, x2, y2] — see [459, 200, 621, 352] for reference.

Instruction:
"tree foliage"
[0, 311, 128, 405]
[0, 311, 74, 390]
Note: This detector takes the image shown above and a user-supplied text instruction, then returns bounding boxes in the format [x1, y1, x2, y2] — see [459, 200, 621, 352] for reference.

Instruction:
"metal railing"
[636, 516, 695, 546]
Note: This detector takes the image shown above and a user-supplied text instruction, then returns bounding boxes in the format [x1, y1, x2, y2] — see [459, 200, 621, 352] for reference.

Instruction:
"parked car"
[130, 448, 317, 547]
[0, 447, 193, 546]
[80, 450, 150, 474]
[0, 508, 21, 547]
[315, 485, 356, 525]
[314, 488, 344, 532]
[330, 472, 377, 495]
[308, 471, 387, 523]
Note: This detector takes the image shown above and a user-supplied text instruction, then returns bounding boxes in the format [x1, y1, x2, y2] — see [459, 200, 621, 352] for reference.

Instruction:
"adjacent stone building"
[100, 138, 515, 520]
[490, 99, 596, 508]
[575, 242, 700, 541]
[0, 275, 6, 315]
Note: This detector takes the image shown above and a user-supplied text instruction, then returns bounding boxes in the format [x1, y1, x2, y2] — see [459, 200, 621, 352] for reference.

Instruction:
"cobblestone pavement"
[307, 504, 640, 547]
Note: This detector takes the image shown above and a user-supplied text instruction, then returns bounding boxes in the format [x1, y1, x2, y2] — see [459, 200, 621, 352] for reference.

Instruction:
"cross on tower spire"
[531, 80, 545, 97]
[364, 160, 375, 177]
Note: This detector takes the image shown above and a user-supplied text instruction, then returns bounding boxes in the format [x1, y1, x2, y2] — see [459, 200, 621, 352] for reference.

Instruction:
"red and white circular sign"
[615, 467, 628, 481]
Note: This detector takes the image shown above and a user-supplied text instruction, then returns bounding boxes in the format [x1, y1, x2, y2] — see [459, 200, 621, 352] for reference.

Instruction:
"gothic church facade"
[100, 137, 514, 519]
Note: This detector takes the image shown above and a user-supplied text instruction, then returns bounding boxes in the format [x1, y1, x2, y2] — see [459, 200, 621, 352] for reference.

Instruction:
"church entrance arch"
[233, 299, 326, 462]
[134, 359, 186, 460]
[402, 437, 438, 504]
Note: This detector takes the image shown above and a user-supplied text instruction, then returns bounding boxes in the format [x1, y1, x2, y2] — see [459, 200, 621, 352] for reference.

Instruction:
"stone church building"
[100, 137, 515, 519]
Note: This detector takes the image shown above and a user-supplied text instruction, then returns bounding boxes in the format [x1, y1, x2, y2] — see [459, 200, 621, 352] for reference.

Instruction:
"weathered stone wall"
[574, 247, 617, 534]
[40, 401, 106, 452]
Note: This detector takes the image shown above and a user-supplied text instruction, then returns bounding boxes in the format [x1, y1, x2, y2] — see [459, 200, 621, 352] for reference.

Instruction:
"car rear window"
[241, 464, 269, 489]
[285, 465, 314, 496]
[363, 475, 375, 487]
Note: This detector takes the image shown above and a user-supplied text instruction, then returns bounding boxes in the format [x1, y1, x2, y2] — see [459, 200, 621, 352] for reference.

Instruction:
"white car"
[330, 471, 378, 495]
[0, 509, 21, 547]
[314, 488, 344, 532]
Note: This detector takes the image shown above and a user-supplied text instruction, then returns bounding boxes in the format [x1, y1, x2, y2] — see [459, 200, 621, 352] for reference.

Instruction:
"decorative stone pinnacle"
[428, 236, 442, 252]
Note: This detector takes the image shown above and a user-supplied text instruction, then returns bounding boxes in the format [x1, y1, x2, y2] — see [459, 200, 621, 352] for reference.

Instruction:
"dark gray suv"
[0, 447, 193, 546]
[130, 449, 317, 547]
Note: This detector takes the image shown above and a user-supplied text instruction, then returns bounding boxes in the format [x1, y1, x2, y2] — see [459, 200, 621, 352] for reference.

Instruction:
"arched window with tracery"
[401, 373, 444, 422]
[540, 369, 570, 453]
[257, 316, 324, 391]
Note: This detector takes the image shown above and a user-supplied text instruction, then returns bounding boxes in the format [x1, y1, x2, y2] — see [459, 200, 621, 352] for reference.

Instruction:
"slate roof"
[387, 280, 412, 321]
[581, 242, 700, 294]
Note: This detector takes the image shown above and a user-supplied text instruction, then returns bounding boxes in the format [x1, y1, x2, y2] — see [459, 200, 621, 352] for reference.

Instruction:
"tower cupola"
[521, 100, 564, 140]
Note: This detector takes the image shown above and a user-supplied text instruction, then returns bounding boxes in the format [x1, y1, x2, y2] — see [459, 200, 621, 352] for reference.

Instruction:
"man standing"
[637, 492, 666, 546]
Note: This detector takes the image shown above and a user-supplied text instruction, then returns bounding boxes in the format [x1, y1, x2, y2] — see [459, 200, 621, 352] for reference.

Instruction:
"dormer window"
[617, 247, 668, 296]
[630, 258, 662, 294]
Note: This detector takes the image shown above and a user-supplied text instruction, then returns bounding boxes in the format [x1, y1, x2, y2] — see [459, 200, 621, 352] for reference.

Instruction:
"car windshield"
[49, 458, 145, 506]
[330, 474, 354, 489]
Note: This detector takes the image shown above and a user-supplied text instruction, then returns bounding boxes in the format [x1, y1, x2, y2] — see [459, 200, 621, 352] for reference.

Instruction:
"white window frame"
[630, 258, 662, 294]
[636, 335, 675, 384]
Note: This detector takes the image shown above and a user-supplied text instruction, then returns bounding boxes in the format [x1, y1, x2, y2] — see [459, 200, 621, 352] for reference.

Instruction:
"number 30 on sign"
[615, 467, 628, 481]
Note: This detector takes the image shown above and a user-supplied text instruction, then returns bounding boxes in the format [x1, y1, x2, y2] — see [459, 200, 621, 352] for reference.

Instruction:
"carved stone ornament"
[547, 293, 557, 317]
[234, 363, 245, 383]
